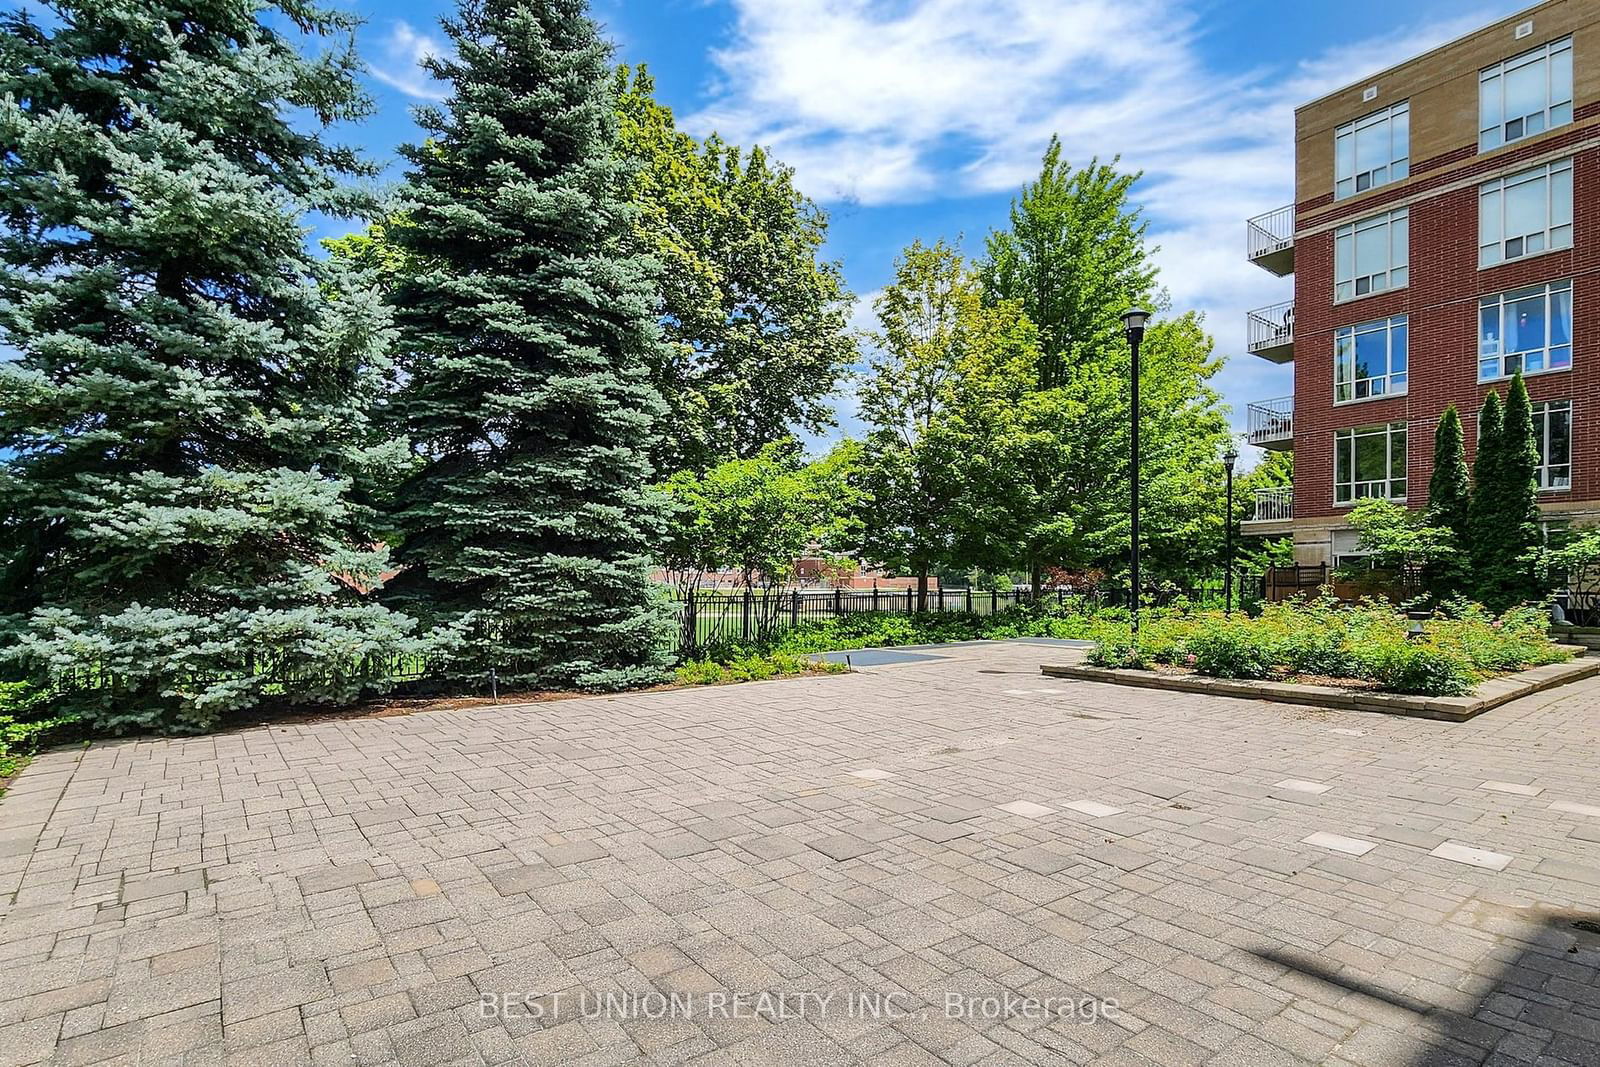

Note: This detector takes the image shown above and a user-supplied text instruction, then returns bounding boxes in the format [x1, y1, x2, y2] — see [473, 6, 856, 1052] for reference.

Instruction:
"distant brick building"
[1243, 0, 1600, 567]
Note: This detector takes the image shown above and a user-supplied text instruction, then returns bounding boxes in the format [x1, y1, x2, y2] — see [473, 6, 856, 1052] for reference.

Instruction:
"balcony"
[1247, 486, 1293, 524]
[1247, 396, 1293, 450]
[1247, 204, 1295, 275]
[1247, 299, 1294, 363]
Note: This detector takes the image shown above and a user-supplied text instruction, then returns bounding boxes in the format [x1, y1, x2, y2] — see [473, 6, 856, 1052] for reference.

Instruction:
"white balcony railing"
[1246, 300, 1294, 361]
[1249, 486, 1293, 522]
[1247, 397, 1293, 448]
[1247, 204, 1295, 275]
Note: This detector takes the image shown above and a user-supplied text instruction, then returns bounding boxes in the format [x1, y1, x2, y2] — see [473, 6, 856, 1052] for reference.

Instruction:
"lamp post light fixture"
[1120, 307, 1151, 632]
[1222, 443, 1239, 617]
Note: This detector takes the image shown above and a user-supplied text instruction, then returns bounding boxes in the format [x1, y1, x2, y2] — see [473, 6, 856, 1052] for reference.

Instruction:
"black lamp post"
[1223, 443, 1239, 616]
[1121, 307, 1151, 632]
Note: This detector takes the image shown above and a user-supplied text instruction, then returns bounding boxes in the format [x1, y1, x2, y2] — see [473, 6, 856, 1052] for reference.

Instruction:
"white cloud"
[367, 21, 450, 102]
[690, 0, 1514, 433]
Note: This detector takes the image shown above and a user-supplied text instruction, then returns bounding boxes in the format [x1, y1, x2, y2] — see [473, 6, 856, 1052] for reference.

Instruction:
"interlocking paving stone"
[1429, 841, 1514, 871]
[807, 834, 877, 862]
[1549, 800, 1600, 818]
[7, 637, 1600, 1066]
[1062, 799, 1124, 818]
[1479, 780, 1543, 797]
[996, 800, 1056, 818]
[1301, 831, 1377, 856]
[1272, 779, 1332, 795]
[848, 767, 895, 780]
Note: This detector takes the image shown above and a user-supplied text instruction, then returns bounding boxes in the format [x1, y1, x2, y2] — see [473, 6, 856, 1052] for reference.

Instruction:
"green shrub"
[1086, 630, 1142, 669]
[1185, 621, 1276, 680]
[1359, 642, 1476, 696]
[674, 660, 727, 685]
[0, 682, 78, 782]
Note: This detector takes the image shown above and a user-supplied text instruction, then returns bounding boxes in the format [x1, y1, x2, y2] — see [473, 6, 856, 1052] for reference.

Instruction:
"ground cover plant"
[1085, 596, 1568, 696]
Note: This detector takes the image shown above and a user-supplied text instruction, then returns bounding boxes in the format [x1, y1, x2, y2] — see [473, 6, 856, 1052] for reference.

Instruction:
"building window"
[1334, 422, 1407, 504]
[1335, 102, 1410, 200]
[1533, 399, 1572, 491]
[1335, 208, 1407, 302]
[1480, 36, 1573, 151]
[1479, 158, 1572, 266]
[1478, 280, 1572, 381]
[1334, 316, 1408, 403]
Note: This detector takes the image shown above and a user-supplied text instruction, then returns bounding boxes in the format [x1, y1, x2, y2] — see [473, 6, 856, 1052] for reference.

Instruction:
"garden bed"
[1041, 652, 1597, 721]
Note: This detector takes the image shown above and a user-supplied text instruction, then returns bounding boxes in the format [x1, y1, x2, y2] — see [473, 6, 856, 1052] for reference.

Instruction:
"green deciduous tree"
[0, 0, 435, 730]
[379, 0, 670, 690]
[1345, 499, 1457, 578]
[614, 66, 856, 472]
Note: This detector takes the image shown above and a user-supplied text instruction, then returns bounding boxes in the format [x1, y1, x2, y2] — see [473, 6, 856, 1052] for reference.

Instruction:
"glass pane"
[1552, 223, 1572, 249]
[1480, 188, 1501, 246]
[1551, 286, 1573, 346]
[1335, 332, 1353, 386]
[1391, 429, 1406, 482]
[1549, 406, 1571, 466]
[1482, 125, 1504, 151]
[1335, 436, 1351, 488]
[1551, 47, 1573, 105]
[1479, 303, 1501, 355]
[1480, 358, 1499, 381]
[1391, 213, 1407, 267]
[1389, 265, 1407, 289]
[1335, 231, 1353, 282]
[1391, 107, 1409, 164]
[1356, 118, 1387, 175]
[1355, 326, 1386, 381]
[1551, 344, 1571, 370]
[1337, 281, 1353, 302]
[1506, 292, 1546, 354]
[1480, 72, 1502, 129]
[1336, 130, 1354, 180]
[1391, 321, 1408, 374]
[1553, 165, 1573, 226]
[1551, 101, 1572, 126]
[1481, 242, 1503, 267]
[1506, 59, 1545, 120]
[1355, 223, 1386, 276]
[1355, 432, 1386, 482]
[1506, 175, 1545, 238]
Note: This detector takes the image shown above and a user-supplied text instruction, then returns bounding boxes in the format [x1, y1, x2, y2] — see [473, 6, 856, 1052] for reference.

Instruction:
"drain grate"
[1573, 920, 1600, 935]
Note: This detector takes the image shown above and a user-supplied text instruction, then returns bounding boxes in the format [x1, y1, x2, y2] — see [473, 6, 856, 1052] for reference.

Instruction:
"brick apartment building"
[1242, 0, 1600, 568]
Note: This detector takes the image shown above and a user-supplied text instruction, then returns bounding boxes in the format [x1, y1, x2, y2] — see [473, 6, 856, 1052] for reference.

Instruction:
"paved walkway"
[3, 640, 1600, 1067]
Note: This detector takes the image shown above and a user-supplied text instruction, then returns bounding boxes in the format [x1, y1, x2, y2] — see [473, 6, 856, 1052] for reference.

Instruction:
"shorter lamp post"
[1222, 444, 1239, 616]
[1120, 307, 1151, 632]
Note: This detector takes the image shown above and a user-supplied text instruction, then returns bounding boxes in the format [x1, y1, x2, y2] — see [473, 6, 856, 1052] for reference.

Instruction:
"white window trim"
[1478, 279, 1574, 383]
[1533, 398, 1572, 492]
[1334, 208, 1409, 304]
[1335, 102, 1410, 201]
[1479, 36, 1574, 152]
[1479, 158, 1573, 268]
[1333, 422, 1408, 506]
[1334, 315, 1409, 405]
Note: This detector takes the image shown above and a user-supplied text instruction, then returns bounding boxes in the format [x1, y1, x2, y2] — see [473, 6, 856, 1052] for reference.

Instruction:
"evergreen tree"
[382, 0, 670, 689]
[0, 0, 431, 730]
[1424, 405, 1470, 596]
[1468, 379, 1543, 609]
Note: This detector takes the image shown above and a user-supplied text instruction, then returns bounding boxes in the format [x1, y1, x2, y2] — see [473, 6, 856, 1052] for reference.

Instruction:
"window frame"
[1333, 422, 1408, 506]
[1479, 158, 1573, 267]
[1334, 315, 1409, 404]
[1335, 102, 1410, 201]
[1478, 279, 1574, 383]
[1479, 36, 1574, 152]
[1334, 208, 1409, 303]
[1532, 398, 1572, 492]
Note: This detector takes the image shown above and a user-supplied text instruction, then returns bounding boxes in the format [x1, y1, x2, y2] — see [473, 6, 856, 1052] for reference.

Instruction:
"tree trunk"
[917, 567, 929, 613]
[1030, 559, 1042, 602]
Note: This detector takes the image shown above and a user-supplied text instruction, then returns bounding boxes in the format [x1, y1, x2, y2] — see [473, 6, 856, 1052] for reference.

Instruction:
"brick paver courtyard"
[3, 639, 1600, 1066]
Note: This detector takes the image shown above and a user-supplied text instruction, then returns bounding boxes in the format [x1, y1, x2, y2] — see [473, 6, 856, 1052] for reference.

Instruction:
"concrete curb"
[1039, 652, 1600, 722]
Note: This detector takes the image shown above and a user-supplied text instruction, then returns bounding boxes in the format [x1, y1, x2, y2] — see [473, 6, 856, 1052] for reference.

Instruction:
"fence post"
[791, 588, 800, 628]
[991, 589, 997, 614]
[683, 590, 697, 656]
[873, 582, 880, 612]
[907, 586, 913, 614]
[965, 587, 972, 613]
[833, 586, 842, 617]
[742, 588, 752, 643]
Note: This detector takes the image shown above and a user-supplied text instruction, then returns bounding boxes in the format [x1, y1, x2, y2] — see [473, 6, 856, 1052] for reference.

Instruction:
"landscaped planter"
[1040, 649, 1598, 722]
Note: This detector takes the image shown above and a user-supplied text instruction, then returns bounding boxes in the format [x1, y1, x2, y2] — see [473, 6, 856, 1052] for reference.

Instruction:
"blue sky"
[342, 0, 1534, 450]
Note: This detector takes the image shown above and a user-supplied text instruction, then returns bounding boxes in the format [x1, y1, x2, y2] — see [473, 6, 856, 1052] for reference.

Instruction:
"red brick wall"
[1291, 142, 1600, 519]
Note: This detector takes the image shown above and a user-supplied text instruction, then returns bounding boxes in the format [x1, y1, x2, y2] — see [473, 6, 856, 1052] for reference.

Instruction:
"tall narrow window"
[1480, 36, 1572, 151]
[1334, 422, 1407, 504]
[1532, 399, 1572, 490]
[1335, 102, 1410, 200]
[1479, 158, 1573, 266]
[1478, 280, 1573, 381]
[1334, 316, 1408, 402]
[1334, 208, 1408, 302]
